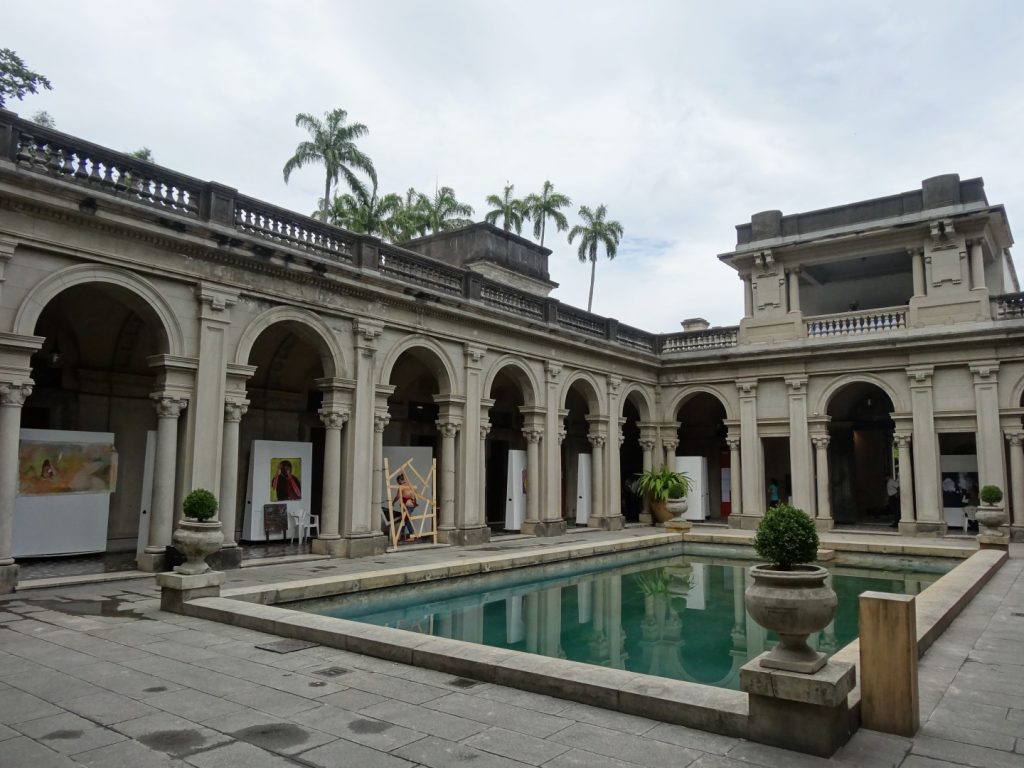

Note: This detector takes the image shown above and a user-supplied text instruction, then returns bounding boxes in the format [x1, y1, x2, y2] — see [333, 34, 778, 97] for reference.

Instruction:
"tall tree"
[525, 180, 572, 248]
[419, 186, 474, 234]
[324, 181, 402, 240]
[30, 110, 55, 129]
[484, 183, 527, 234]
[568, 204, 624, 313]
[283, 109, 377, 222]
[389, 187, 429, 241]
[0, 49, 52, 108]
[129, 147, 155, 163]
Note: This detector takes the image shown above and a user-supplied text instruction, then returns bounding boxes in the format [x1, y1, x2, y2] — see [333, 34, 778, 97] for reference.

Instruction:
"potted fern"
[744, 504, 837, 674]
[634, 468, 692, 524]
[171, 489, 223, 575]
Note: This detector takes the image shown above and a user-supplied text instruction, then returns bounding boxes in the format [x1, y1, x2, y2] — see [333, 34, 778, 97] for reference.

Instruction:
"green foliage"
[417, 185, 474, 234]
[752, 504, 819, 570]
[325, 181, 402, 239]
[0, 49, 52, 108]
[283, 109, 376, 221]
[634, 468, 691, 501]
[524, 181, 572, 248]
[182, 489, 218, 521]
[30, 110, 55, 129]
[568, 204, 624, 312]
[980, 485, 1003, 505]
[129, 147, 155, 163]
[484, 183, 528, 234]
[634, 568, 670, 596]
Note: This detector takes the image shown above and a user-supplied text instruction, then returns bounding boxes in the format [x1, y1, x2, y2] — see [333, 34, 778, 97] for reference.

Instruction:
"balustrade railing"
[617, 324, 657, 353]
[992, 293, 1024, 320]
[377, 245, 464, 296]
[480, 284, 545, 319]
[806, 307, 907, 337]
[13, 123, 202, 218]
[234, 195, 355, 264]
[557, 306, 605, 337]
[661, 326, 739, 352]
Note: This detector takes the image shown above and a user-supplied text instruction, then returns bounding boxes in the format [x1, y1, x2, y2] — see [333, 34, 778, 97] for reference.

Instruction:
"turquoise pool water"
[301, 553, 946, 690]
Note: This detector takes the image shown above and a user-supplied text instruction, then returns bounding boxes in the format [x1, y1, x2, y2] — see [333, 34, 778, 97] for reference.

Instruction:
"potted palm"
[975, 484, 1007, 537]
[634, 468, 692, 524]
[172, 489, 224, 575]
[744, 504, 836, 674]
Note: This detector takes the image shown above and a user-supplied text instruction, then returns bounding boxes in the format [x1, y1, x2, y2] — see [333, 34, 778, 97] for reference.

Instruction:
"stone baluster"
[0, 382, 32, 593]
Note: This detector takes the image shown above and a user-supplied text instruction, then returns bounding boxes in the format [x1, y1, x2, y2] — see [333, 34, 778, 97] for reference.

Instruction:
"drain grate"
[313, 666, 351, 678]
[255, 639, 319, 654]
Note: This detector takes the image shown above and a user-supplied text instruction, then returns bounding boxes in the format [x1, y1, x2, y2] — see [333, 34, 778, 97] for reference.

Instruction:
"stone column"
[726, 434, 742, 517]
[907, 367, 942, 534]
[737, 379, 763, 526]
[479, 399, 493, 530]
[317, 407, 349, 542]
[911, 249, 926, 297]
[523, 426, 542, 532]
[969, 240, 986, 291]
[372, 410, 389, 529]
[786, 376, 814, 515]
[0, 381, 32, 593]
[639, 428, 657, 525]
[1005, 431, 1024, 536]
[895, 433, 916, 531]
[536, 361, 567, 536]
[587, 425, 607, 526]
[456, 344, 489, 544]
[662, 436, 678, 469]
[970, 362, 1004, 492]
[436, 419, 460, 541]
[788, 268, 801, 314]
[605, 376, 623, 526]
[218, 399, 248, 551]
[812, 435, 832, 529]
[139, 393, 188, 572]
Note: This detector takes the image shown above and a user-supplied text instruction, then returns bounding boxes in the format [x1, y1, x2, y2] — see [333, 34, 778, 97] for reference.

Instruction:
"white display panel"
[242, 440, 314, 542]
[575, 453, 592, 525]
[382, 446, 435, 534]
[13, 429, 114, 557]
[939, 454, 979, 529]
[504, 449, 527, 530]
[675, 456, 709, 520]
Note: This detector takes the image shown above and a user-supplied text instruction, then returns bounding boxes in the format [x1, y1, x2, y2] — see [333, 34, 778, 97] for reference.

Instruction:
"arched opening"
[676, 392, 729, 521]
[485, 368, 528, 532]
[18, 284, 168, 570]
[238, 321, 330, 552]
[620, 395, 644, 522]
[562, 380, 598, 525]
[826, 382, 895, 527]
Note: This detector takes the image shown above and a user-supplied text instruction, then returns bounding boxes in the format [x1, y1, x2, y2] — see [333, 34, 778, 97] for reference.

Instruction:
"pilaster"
[734, 378, 764, 527]
[455, 344, 489, 544]
[785, 376, 814, 516]
[906, 366, 943, 534]
[970, 361, 1004, 492]
[537, 361, 567, 536]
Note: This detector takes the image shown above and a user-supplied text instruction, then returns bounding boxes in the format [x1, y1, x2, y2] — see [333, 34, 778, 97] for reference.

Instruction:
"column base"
[136, 550, 168, 573]
[1009, 525, 1024, 543]
[313, 533, 389, 558]
[587, 515, 624, 531]
[0, 563, 18, 594]
[814, 518, 835, 532]
[522, 519, 567, 537]
[898, 521, 946, 537]
[439, 526, 491, 545]
[728, 514, 762, 530]
[156, 571, 225, 613]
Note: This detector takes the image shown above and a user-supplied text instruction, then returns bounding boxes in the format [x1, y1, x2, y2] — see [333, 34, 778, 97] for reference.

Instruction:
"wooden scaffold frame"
[383, 457, 437, 547]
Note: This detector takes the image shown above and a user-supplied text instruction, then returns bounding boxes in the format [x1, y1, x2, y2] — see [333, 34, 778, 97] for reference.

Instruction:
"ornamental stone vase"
[975, 504, 1008, 536]
[744, 564, 837, 674]
[666, 497, 689, 522]
[172, 518, 224, 575]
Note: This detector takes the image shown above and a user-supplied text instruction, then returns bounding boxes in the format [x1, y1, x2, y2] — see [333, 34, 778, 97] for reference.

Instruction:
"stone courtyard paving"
[0, 532, 1021, 767]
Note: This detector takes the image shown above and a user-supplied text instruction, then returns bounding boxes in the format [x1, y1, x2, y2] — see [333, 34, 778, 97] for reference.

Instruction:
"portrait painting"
[270, 457, 302, 501]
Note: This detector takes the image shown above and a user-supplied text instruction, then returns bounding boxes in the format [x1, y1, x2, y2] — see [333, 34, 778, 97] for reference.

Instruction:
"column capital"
[151, 393, 188, 418]
[811, 435, 830, 449]
[639, 438, 657, 451]
[588, 433, 607, 448]
[557, 427, 567, 445]
[606, 375, 622, 395]
[373, 411, 390, 433]
[224, 400, 249, 422]
[464, 343, 486, 368]
[319, 407, 350, 430]
[894, 431, 913, 446]
[480, 420, 492, 440]
[544, 360, 563, 382]
[524, 427, 543, 444]
[0, 380, 32, 407]
[969, 360, 999, 383]
[353, 320, 383, 356]
[436, 420, 461, 438]
[1004, 431, 1024, 447]
[195, 283, 239, 318]
[785, 375, 808, 395]
[906, 365, 934, 387]
[726, 436, 741, 450]
[662, 438, 679, 451]
[736, 378, 758, 397]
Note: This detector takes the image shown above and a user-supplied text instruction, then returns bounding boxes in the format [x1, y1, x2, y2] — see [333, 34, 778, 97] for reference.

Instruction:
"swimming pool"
[296, 550, 949, 690]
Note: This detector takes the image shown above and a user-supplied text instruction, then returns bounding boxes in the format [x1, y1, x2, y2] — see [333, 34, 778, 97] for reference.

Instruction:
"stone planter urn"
[975, 504, 1008, 536]
[745, 564, 837, 674]
[666, 497, 689, 522]
[172, 519, 224, 575]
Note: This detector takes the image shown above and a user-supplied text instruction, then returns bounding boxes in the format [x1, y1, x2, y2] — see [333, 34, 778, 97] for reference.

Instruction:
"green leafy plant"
[752, 503, 819, 570]
[634, 468, 691, 501]
[634, 568, 670, 596]
[182, 489, 218, 521]
[980, 485, 1003, 505]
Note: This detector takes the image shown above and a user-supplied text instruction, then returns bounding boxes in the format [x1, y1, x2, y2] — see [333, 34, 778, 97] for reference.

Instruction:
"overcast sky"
[8, 1, 1024, 332]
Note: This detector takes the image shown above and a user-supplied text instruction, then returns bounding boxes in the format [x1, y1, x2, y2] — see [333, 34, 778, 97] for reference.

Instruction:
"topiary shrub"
[182, 488, 218, 521]
[980, 485, 1003, 505]
[752, 503, 819, 570]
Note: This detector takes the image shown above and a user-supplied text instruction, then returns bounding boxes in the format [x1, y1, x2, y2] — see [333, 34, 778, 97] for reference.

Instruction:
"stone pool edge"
[176, 534, 1005, 741]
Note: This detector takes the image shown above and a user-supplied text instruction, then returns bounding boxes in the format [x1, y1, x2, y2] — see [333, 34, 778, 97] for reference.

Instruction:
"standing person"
[393, 473, 418, 542]
[768, 478, 779, 507]
[887, 474, 900, 527]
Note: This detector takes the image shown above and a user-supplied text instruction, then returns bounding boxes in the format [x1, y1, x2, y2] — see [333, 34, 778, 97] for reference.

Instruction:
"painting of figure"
[270, 457, 302, 501]
[18, 441, 118, 495]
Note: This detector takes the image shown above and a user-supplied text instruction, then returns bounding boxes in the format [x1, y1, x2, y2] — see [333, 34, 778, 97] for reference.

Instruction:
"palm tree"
[525, 180, 572, 248]
[568, 204, 624, 313]
[282, 109, 377, 221]
[484, 183, 527, 234]
[389, 187, 430, 241]
[419, 186, 474, 234]
[324, 180, 402, 240]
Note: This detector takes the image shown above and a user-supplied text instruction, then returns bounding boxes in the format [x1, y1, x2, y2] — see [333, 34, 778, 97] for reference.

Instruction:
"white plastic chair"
[306, 513, 320, 540]
[288, 508, 307, 545]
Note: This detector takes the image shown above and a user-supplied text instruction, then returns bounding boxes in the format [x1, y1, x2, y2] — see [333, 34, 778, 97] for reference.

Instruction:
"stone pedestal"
[136, 550, 167, 573]
[522, 519, 567, 537]
[727, 514, 762, 530]
[663, 519, 691, 532]
[977, 532, 1010, 551]
[313, 532, 388, 558]
[0, 563, 18, 594]
[157, 571, 225, 613]
[898, 520, 946, 537]
[638, 511, 652, 526]
[588, 515, 625, 531]
[740, 653, 855, 757]
[440, 525, 491, 545]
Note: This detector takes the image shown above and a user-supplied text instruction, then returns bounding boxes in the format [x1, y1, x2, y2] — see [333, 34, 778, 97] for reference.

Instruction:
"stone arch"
[378, 334, 457, 395]
[14, 264, 184, 356]
[620, 383, 654, 421]
[1009, 374, 1024, 410]
[816, 373, 904, 416]
[665, 385, 734, 422]
[234, 306, 345, 378]
[483, 355, 540, 406]
[560, 371, 604, 414]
